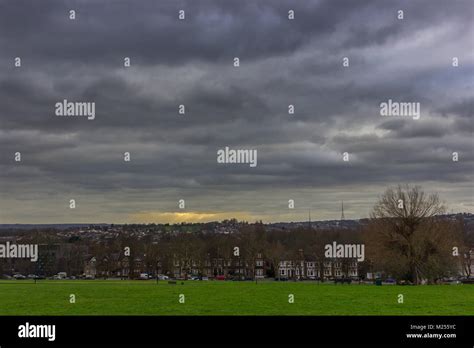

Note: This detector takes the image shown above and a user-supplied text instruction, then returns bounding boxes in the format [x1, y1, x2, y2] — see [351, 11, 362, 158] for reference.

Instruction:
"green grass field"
[0, 280, 472, 315]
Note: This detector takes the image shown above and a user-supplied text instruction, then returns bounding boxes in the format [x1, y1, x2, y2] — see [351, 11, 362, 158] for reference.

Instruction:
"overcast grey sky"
[0, 0, 472, 224]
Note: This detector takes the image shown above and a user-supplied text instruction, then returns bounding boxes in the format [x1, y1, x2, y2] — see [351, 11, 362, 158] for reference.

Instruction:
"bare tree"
[265, 241, 285, 280]
[366, 184, 457, 284]
[451, 216, 474, 279]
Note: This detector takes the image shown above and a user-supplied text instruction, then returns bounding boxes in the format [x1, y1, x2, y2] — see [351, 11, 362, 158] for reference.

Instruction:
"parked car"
[157, 275, 169, 280]
[335, 278, 352, 284]
[383, 278, 396, 285]
[215, 275, 226, 281]
[461, 278, 474, 284]
[55, 272, 67, 279]
[397, 280, 413, 285]
[13, 274, 26, 280]
[139, 273, 150, 280]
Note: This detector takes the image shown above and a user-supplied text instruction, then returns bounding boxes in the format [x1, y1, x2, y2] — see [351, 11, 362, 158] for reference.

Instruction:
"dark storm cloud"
[439, 99, 474, 119]
[1, 0, 469, 66]
[0, 0, 473, 223]
[0, 0, 364, 65]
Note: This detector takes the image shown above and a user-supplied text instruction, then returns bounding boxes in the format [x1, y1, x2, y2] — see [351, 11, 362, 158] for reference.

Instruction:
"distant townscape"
[1, 213, 473, 284]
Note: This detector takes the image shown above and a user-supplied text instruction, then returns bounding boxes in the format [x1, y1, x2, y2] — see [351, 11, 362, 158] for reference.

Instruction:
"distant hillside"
[1, 213, 472, 231]
[0, 223, 108, 230]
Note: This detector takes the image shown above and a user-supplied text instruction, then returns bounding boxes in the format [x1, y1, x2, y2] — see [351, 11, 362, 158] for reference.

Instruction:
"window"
[280, 270, 285, 275]
[256, 260, 263, 267]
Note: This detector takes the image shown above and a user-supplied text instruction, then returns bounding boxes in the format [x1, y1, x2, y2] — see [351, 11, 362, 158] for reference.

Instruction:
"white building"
[278, 259, 358, 280]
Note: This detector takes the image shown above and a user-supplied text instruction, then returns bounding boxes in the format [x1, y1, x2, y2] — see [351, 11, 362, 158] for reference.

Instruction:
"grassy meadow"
[0, 280, 472, 315]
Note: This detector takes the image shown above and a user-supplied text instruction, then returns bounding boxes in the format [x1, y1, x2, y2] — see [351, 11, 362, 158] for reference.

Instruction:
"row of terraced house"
[83, 252, 360, 280]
